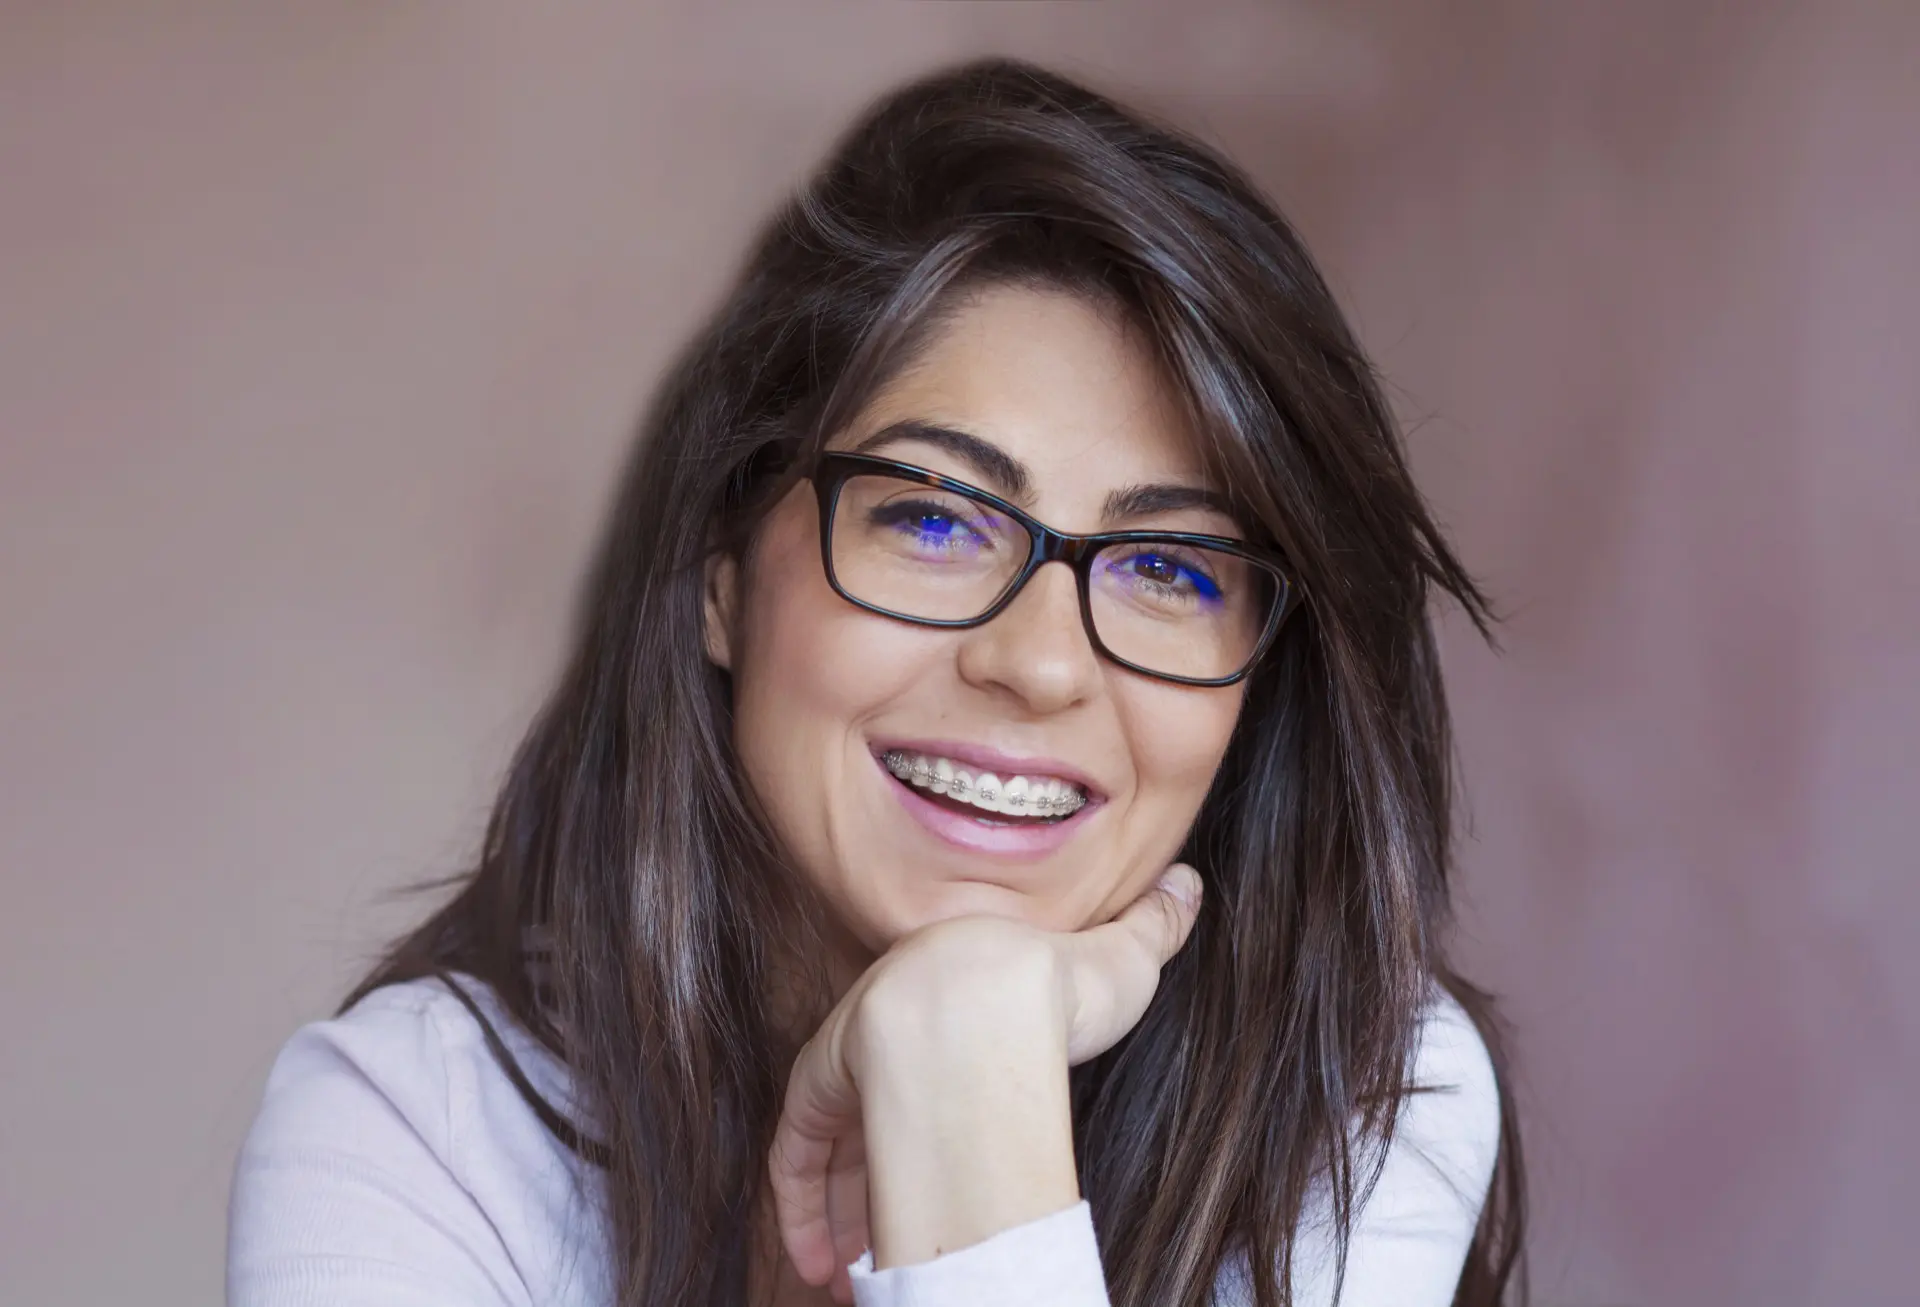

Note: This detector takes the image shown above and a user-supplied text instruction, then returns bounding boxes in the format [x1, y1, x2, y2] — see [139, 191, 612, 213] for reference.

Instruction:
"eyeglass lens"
[829, 473, 1276, 681]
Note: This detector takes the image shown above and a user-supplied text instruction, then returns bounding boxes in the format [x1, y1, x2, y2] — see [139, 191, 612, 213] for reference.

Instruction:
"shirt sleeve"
[227, 990, 528, 1307]
[847, 1201, 1110, 1307]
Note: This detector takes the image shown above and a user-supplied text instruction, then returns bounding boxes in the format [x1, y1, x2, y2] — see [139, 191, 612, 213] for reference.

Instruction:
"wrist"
[853, 962, 1080, 1269]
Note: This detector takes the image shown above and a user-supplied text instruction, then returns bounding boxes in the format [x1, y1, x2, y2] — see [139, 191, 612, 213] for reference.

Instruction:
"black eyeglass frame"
[810, 451, 1299, 687]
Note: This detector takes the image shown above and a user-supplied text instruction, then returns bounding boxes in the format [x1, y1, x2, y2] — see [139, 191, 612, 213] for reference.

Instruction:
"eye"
[1130, 553, 1179, 585]
[868, 497, 995, 552]
[1119, 550, 1222, 600]
[902, 508, 960, 536]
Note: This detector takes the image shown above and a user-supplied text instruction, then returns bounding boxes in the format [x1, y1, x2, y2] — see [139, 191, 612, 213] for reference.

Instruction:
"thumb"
[1060, 863, 1204, 1064]
[1116, 863, 1204, 966]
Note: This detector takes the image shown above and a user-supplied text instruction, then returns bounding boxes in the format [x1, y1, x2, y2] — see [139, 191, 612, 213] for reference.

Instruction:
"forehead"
[839, 284, 1210, 499]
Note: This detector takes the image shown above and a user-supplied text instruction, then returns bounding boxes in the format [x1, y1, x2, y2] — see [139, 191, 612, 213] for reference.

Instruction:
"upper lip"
[870, 737, 1108, 801]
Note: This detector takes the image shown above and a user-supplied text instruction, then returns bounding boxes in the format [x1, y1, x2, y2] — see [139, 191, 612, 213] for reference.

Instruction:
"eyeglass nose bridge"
[1027, 522, 1100, 570]
[1005, 520, 1106, 596]
[984, 522, 1106, 640]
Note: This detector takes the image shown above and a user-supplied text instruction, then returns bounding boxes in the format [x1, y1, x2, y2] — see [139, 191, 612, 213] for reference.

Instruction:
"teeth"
[881, 750, 1086, 819]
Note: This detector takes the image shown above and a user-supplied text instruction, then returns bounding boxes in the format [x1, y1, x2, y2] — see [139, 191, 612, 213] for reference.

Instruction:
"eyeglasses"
[810, 452, 1296, 686]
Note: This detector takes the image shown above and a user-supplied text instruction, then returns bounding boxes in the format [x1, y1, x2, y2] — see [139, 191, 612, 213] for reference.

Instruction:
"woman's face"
[706, 285, 1248, 956]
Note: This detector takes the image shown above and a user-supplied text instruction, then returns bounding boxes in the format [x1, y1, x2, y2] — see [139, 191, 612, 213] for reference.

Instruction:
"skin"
[704, 285, 1248, 1303]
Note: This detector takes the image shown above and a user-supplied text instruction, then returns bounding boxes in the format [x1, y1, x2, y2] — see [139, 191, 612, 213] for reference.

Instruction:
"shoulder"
[230, 976, 602, 1305]
[1395, 987, 1505, 1207]
[1260, 989, 1506, 1306]
[249, 979, 466, 1131]
[239, 973, 585, 1178]
[242, 977, 536, 1159]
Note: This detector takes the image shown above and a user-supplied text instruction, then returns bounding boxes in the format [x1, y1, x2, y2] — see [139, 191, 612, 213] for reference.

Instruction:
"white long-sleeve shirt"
[228, 975, 1501, 1307]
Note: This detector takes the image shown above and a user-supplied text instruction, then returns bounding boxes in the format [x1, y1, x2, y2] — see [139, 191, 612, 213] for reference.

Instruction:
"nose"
[954, 561, 1103, 714]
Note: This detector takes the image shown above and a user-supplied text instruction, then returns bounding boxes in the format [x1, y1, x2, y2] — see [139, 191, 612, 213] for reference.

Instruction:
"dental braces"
[883, 749, 1085, 817]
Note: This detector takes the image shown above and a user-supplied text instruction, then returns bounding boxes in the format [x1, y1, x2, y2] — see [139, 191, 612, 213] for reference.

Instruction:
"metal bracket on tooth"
[883, 749, 1085, 817]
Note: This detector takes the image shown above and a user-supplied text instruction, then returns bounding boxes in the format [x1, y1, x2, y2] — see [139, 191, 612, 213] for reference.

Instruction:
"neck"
[763, 904, 874, 1041]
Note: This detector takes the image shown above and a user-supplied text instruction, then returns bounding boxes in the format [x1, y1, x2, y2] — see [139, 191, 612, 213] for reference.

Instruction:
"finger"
[1062, 864, 1203, 1062]
[1108, 862, 1203, 962]
[769, 1022, 862, 1286]
[825, 1126, 869, 1303]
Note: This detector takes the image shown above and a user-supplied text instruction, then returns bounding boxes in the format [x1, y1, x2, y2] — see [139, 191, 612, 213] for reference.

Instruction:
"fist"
[770, 864, 1205, 1299]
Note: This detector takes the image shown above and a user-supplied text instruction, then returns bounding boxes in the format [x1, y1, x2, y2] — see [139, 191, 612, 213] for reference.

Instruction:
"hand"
[768, 863, 1204, 1302]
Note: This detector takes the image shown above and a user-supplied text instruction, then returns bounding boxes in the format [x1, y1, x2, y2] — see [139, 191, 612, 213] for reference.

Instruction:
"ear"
[702, 550, 740, 671]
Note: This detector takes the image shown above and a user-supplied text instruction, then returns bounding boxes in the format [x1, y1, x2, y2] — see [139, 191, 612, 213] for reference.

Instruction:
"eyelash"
[871, 498, 996, 546]
[1103, 548, 1225, 600]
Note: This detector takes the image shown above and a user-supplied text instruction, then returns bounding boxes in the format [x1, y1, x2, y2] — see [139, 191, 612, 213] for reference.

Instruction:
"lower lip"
[877, 756, 1095, 860]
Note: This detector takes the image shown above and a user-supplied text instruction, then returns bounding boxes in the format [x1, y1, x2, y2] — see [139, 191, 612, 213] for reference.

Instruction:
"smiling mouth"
[881, 749, 1089, 824]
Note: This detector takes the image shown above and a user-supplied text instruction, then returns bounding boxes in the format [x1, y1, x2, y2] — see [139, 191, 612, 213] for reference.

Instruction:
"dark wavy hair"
[354, 57, 1525, 1307]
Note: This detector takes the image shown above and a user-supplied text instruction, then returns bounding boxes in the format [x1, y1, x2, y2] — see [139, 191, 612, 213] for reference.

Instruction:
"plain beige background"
[3, 3, 1916, 1305]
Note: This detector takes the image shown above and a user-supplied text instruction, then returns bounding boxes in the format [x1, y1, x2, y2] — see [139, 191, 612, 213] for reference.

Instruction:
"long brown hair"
[355, 57, 1525, 1306]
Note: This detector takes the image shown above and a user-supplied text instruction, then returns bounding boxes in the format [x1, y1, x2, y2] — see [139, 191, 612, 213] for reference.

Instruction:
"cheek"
[731, 529, 854, 785]
[732, 537, 929, 744]
[1115, 681, 1244, 826]
[726, 509, 940, 844]
[1063, 679, 1242, 931]
[729, 519, 974, 951]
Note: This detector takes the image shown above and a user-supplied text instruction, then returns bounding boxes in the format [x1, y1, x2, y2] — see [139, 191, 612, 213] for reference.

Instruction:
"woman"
[230, 58, 1524, 1307]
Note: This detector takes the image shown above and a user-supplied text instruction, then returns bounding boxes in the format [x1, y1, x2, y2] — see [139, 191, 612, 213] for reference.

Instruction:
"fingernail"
[1159, 865, 1201, 908]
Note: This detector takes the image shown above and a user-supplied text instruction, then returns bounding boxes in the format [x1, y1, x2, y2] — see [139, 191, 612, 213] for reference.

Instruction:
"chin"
[872, 876, 1050, 939]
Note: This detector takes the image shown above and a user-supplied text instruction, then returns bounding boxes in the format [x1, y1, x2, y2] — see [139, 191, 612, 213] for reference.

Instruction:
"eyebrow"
[853, 420, 1236, 527]
[854, 421, 1032, 501]
[1100, 482, 1237, 525]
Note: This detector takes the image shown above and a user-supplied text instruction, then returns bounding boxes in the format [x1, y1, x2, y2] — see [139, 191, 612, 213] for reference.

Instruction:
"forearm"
[857, 972, 1081, 1269]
